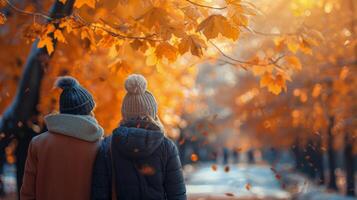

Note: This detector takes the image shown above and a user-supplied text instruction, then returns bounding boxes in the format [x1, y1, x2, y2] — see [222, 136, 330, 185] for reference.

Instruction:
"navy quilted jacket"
[91, 123, 186, 200]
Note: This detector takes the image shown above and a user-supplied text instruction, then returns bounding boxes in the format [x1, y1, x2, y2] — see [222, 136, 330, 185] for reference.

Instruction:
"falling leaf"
[224, 165, 230, 172]
[179, 138, 185, 145]
[225, 193, 235, 197]
[138, 165, 156, 176]
[211, 164, 217, 171]
[190, 153, 199, 162]
[38, 36, 54, 55]
[245, 183, 251, 191]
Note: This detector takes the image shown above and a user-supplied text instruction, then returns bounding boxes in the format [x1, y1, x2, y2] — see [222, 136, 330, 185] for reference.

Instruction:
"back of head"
[55, 76, 95, 115]
[121, 74, 158, 121]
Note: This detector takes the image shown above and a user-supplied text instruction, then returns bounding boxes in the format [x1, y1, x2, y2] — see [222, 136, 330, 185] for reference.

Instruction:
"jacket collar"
[44, 113, 104, 142]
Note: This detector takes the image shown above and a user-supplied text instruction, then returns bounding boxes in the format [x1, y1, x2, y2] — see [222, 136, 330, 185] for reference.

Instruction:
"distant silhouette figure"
[223, 148, 229, 165]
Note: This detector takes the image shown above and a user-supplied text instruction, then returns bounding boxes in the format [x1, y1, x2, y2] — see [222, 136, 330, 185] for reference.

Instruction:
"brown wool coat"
[20, 114, 103, 200]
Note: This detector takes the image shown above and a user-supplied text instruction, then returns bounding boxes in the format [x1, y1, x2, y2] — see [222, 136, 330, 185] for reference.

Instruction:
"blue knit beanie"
[55, 76, 95, 115]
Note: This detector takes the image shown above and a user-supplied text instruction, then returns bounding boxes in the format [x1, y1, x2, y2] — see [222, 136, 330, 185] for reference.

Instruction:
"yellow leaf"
[38, 36, 54, 55]
[145, 47, 158, 66]
[268, 83, 282, 95]
[0, 12, 6, 25]
[54, 29, 67, 43]
[197, 15, 239, 40]
[45, 24, 56, 35]
[59, 0, 67, 4]
[75, 0, 96, 8]
[260, 73, 286, 95]
[59, 18, 77, 33]
[285, 56, 302, 71]
[287, 39, 299, 53]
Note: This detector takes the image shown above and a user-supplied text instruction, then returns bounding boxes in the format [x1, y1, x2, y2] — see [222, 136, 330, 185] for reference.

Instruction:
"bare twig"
[185, 0, 227, 10]
[243, 26, 297, 37]
[210, 41, 285, 67]
[72, 13, 161, 41]
[5, 0, 52, 20]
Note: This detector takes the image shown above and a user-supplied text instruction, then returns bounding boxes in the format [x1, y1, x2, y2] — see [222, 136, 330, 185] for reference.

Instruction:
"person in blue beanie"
[21, 76, 103, 200]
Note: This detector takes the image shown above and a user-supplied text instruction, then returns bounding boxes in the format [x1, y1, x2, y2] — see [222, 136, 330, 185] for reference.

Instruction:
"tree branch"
[4, 0, 52, 20]
[210, 41, 285, 67]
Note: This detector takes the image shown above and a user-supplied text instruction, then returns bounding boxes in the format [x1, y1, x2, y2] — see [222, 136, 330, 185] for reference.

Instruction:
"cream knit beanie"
[121, 74, 158, 121]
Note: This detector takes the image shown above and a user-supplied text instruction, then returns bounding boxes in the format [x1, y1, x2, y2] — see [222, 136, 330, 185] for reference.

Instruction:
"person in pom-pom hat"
[91, 74, 187, 200]
[20, 76, 104, 200]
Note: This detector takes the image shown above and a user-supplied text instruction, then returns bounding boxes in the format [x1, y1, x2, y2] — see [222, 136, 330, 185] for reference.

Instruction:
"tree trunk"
[344, 132, 355, 196]
[292, 139, 303, 171]
[327, 116, 338, 190]
[315, 135, 325, 185]
[0, 0, 75, 194]
[305, 140, 317, 179]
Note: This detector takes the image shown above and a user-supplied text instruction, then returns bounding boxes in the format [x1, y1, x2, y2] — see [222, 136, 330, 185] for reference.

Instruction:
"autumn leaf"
[211, 164, 217, 171]
[251, 65, 274, 76]
[142, 7, 169, 29]
[225, 193, 235, 197]
[260, 73, 274, 88]
[224, 165, 230, 172]
[108, 59, 131, 75]
[0, 0, 6, 8]
[245, 183, 252, 191]
[197, 15, 239, 40]
[285, 55, 302, 71]
[130, 39, 148, 52]
[38, 36, 54, 55]
[59, 0, 67, 4]
[260, 73, 287, 95]
[138, 165, 156, 176]
[190, 153, 198, 162]
[178, 35, 207, 57]
[75, 0, 96, 8]
[299, 39, 313, 55]
[54, 29, 67, 43]
[0, 12, 6, 25]
[59, 18, 78, 33]
[286, 38, 299, 53]
[155, 42, 178, 62]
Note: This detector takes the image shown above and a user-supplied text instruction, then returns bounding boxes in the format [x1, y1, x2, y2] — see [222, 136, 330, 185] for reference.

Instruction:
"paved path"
[185, 164, 291, 200]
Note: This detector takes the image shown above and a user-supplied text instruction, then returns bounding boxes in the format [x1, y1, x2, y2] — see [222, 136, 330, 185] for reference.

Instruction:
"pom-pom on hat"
[121, 74, 158, 121]
[55, 76, 95, 115]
